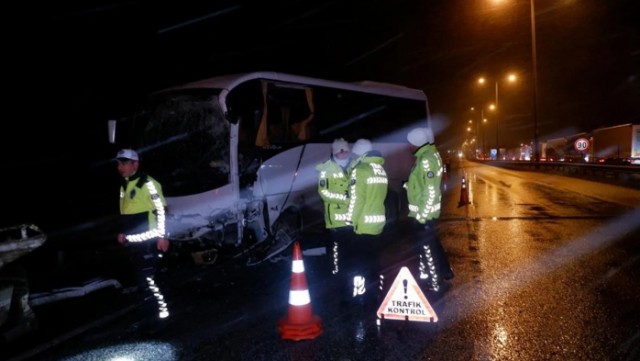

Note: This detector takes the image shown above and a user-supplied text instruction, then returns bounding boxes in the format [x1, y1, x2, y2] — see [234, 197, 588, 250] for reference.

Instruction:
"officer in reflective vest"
[405, 128, 454, 293]
[114, 148, 171, 319]
[344, 138, 388, 302]
[315, 138, 352, 277]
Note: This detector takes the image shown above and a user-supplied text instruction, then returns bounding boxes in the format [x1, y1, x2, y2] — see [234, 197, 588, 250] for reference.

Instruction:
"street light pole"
[477, 73, 514, 159]
[530, 0, 540, 163]
[494, 80, 499, 158]
[476, 118, 480, 158]
[481, 109, 486, 157]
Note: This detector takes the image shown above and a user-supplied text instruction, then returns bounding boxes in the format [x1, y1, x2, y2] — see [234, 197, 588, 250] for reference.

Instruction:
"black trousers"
[328, 227, 356, 274]
[330, 226, 379, 298]
[125, 241, 171, 318]
[412, 219, 454, 285]
[126, 241, 160, 288]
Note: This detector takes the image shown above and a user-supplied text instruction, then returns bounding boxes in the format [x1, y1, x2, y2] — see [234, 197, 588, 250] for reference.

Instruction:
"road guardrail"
[475, 160, 640, 189]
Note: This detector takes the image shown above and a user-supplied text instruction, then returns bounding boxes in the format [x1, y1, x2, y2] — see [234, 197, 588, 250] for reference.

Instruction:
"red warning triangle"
[376, 266, 438, 322]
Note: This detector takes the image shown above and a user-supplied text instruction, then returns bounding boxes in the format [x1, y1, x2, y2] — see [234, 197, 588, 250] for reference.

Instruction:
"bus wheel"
[248, 207, 302, 265]
[272, 206, 303, 249]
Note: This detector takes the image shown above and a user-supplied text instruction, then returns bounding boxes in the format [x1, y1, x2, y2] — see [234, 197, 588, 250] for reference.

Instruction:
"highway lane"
[430, 160, 640, 360]
[4, 159, 640, 361]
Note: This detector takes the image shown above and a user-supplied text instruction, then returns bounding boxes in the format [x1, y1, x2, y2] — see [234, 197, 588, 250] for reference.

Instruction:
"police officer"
[405, 128, 454, 293]
[315, 139, 352, 275]
[344, 138, 388, 303]
[444, 154, 452, 174]
[114, 148, 171, 319]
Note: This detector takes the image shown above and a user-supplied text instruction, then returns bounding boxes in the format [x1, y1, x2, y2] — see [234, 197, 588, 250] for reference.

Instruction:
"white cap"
[407, 127, 434, 146]
[352, 139, 372, 156]
[114, 149, 139, 161]
[332, 138, 350, 155]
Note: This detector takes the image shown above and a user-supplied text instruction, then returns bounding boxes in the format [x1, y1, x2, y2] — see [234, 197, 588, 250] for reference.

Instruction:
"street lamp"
[470, 106, 494, 158]
[482, 117, 488, 158]
[477, 74, 516, 159]
[530, 0, 540, 163]
[486, 0, 540, 162]
[468, 118, 480, 158]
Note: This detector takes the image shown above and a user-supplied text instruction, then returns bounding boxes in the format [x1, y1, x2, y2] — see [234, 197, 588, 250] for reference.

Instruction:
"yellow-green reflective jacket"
[119, 172, 167, 242]
[406, 144, 442, 223]
[347, 153, 388, 235]
[315, 159, 350, 229]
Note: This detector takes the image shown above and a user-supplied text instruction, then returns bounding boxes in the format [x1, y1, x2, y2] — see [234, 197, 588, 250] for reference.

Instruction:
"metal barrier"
[476, 160, 640, 189]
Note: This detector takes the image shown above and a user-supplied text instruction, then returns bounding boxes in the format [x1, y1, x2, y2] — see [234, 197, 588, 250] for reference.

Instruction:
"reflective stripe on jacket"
[315, 159, 350, 229]
[120, 172, 167, 242]
[406, 144, 442, 223]
[347, 153, 388, 235]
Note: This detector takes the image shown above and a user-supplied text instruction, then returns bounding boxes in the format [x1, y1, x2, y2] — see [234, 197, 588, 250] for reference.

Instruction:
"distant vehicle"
[603, 157, 631, 165]
[541, 132, 589, 163]
[564, 155, 587, 163]
[591, 124, 640, 164]
[108, 72, 431, 264]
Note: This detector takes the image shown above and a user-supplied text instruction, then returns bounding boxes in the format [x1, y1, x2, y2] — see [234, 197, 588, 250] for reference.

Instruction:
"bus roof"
[592, 123, 634, 133]
[162, 71, 427, 101]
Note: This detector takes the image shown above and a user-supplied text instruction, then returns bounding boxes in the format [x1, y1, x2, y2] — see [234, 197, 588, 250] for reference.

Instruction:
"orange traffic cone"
[457, 175, 470, 207]
[278, 241, 323, 341]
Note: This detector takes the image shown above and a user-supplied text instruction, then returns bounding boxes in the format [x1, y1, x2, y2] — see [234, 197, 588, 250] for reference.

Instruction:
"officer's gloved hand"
[157, 238, 170, 252]
[117, 233, 127, 245]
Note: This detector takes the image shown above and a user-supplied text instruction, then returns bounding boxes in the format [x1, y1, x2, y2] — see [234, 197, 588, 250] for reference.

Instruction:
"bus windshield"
[128, 88, 230, 197]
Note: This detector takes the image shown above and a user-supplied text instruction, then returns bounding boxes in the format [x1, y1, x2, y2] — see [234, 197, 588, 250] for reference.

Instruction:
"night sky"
[5, 0, 640, 234]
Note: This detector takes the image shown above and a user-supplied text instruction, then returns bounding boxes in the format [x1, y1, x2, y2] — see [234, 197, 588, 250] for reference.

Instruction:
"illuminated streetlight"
[486, 0, 540, 162]
[468, 119, 480, 158]
[470, 103, 496, 159]
[477, 73, 517, 159]
[482, 117, 488, 158]
[530, 0, 540, 163]
[470, 106, 494, 158]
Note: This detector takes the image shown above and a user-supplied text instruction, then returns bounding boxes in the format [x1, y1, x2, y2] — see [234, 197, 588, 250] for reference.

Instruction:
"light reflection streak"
[60, 342, 177, 361]
[494, 324, 508, 346]
[468, 174, 474, 205]
[440, 208, 640, 358]
[441, 207, 640, 325]
[158, 5, 242, 34]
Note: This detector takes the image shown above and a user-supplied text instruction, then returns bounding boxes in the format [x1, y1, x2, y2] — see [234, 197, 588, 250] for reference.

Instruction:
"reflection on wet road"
[5, 160, 640, 361]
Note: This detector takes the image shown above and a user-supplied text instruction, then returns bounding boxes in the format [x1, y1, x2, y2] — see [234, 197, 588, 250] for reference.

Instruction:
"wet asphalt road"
[4, 160, 640, 361]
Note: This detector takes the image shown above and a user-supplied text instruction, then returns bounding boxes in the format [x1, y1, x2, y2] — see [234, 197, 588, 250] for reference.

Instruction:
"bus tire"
[269, 206, 303, 258]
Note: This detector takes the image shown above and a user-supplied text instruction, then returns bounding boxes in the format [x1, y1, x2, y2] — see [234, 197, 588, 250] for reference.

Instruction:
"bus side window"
[265, 84, 315, 145]
[291, 87, 315, 141]
[268, 105, 290, 143]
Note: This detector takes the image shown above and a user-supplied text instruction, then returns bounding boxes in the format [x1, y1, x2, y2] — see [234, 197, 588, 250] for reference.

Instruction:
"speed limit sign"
[574, 138, 590, 152]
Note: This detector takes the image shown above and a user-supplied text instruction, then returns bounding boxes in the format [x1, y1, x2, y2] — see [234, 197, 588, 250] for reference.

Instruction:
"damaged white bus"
[108, 72, 431, 264]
